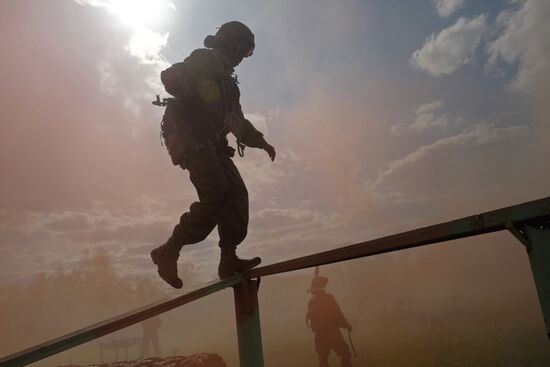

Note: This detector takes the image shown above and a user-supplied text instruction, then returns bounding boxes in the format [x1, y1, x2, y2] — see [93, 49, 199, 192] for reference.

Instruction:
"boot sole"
[218, 257, 262, 279]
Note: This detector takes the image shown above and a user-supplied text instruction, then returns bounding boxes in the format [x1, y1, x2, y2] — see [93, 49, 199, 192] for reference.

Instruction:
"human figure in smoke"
[150, 21, 276, 288]
[141, 315, 161, 357]
[306, 267, 354, 367]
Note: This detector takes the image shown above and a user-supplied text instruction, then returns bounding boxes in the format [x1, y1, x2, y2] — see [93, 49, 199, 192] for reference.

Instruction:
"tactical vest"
[159, 68, 240, 167]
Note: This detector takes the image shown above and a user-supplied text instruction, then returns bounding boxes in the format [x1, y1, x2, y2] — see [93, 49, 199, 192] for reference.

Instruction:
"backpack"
[159, 98, 187, 166]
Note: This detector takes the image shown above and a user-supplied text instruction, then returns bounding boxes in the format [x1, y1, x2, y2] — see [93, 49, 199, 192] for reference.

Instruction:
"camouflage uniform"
[151, 21, 272, 288]
[161, 47, 266, 252]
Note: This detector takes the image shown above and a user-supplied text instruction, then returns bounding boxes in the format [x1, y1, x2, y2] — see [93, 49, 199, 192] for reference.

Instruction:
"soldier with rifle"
[150, 21, 276, 288]
[306, 268, 356, 367]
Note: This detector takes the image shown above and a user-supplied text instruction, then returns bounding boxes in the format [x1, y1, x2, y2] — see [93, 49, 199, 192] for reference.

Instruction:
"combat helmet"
[204, 21, 255, 57]
[308, 275, 329, 293]
[308, 266, 328, 293]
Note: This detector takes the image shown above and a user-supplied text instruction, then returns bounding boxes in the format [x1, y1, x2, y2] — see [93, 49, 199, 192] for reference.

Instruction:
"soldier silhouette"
[306, 268, 354, 367]
[150, 21, 276, 288]
[141, 315, 161, 357]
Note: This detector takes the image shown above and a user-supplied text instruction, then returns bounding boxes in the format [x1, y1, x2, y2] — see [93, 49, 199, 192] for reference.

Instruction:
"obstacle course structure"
[1, 197, 549, 367]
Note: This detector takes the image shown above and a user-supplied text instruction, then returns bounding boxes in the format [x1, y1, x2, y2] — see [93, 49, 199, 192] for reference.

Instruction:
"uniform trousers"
[170, 145, 249, 250]
[314, 330, 352, 367]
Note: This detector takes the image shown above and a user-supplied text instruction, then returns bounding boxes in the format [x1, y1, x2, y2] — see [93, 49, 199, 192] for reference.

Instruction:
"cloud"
[411, 15, 488, 76]
[75, 0, 172, 65]
[486, 0, 550, 95]
[368, 121, 528, 194]
[432, 0, 465, 18]
[409, 100, 449, 131]
[126, 28, 169, 66]
[75, 0, 173, 95]
[392, 100, 449, 135]
[245, 206, 353, 262]
[0, 246, 73, 282]
[245, 112, 269, 134]
[233, 110, 301, 200]
[44, 213, 91, 232]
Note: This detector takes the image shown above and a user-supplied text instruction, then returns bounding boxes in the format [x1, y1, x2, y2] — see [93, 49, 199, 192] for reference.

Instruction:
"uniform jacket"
[160, 48, 266, 167]
[307, 292, 351, 332]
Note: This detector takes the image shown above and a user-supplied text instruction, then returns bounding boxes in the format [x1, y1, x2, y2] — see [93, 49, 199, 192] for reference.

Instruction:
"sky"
[0, 0, 549, 287]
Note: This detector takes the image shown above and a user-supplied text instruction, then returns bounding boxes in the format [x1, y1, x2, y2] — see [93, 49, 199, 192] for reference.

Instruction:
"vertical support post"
[233, 279, 264, 367]
[524, 225, 550, 338]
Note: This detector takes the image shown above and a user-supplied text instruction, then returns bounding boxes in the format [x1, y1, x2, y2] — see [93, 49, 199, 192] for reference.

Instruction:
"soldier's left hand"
[264, 143, 276, 161]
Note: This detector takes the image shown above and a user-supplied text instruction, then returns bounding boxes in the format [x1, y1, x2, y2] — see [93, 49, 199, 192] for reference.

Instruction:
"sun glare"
[104, 0, 171, 29]
[80, 0, 175, 65]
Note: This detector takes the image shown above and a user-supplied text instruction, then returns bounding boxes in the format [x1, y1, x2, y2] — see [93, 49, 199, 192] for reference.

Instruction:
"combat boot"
[151, 240, 183, 289]
[218, 248, 261, 278]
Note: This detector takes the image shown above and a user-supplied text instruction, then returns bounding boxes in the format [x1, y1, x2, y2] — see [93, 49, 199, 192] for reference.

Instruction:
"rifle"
[152, 94, 175, 107]
[347, 329, 359, 361]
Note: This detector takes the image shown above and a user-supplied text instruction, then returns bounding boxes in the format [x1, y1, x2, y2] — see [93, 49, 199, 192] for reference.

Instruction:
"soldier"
[307, 273, 353, 367]
[141, 316, 161, 357]
[150, 21, 276, 288]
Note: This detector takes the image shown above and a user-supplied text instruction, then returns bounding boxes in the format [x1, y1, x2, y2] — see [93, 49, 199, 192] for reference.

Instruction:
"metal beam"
[524, 225, 550, 338]
[248, 196, 550, 278]
[0, 274, 245, 367]
[233, 279, 264, 367]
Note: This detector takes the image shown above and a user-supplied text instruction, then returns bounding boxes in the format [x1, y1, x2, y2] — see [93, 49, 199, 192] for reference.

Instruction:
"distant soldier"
[306, 272, 353, 367]
[141, 316, 161, 357]
[150, 21, 276, 288]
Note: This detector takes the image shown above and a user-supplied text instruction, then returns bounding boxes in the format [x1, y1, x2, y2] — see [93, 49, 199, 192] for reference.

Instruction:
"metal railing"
[1, 196, 549, 367]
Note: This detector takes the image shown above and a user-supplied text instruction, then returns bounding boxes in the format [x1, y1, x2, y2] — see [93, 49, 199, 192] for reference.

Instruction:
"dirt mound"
[63, 354, 226, 367]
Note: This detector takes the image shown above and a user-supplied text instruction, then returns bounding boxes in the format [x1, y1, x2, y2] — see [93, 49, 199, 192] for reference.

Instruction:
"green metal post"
[233, 279, 264, 367]
[524, 225, 550, 338]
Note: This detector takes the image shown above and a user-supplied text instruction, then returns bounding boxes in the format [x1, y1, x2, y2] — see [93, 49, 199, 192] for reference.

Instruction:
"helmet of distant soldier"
[307, 276, 329, 293]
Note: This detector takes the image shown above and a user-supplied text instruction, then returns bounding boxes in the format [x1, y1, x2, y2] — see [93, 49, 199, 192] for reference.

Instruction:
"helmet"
[308, 276, 328, 293]
[204, 21, 255, 56]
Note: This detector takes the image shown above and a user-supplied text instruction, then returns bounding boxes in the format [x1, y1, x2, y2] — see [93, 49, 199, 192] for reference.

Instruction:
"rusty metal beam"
[248, 196, 550, 278]
[0, 274, 245, 367]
